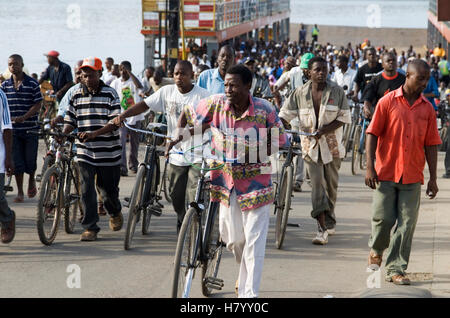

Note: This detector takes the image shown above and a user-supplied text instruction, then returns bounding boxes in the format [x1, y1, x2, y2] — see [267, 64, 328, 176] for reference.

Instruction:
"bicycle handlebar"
[285, 130, 318, 137]
[124, 122, 171, 140]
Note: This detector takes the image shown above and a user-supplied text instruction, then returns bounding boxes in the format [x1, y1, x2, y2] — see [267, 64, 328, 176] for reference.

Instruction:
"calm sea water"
[0, 0, 428, 75]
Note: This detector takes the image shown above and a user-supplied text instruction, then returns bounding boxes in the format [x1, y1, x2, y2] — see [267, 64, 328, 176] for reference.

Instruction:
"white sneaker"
[327, 228, 336, 236]
[312, 229, 329, 245]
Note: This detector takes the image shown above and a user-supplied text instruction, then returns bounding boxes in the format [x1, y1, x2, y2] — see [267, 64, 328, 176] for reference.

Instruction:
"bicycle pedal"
[206, 277, 224, 285]
[4, 186, 13, 192]
[204, 278, 224, 290]
[149, 206, 162, 217]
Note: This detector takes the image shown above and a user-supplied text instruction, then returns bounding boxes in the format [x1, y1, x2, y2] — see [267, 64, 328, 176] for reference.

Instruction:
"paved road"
[0, 141, 449, 298]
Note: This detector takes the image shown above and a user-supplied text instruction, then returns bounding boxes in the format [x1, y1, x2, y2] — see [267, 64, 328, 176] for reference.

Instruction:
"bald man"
[365, 59, 441, 285]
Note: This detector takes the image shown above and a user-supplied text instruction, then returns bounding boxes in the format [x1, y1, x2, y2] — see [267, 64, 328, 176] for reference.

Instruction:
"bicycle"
[171, 142, 234, 298]
[273, 130, 317, 249]
[35, 121, 63, 183]
[342, 101, 361, 156]
[33, 130, 82, 245]
[123, 122, 166, 250]
[351, 111, 370, 175]
[157, 157, 172, 203]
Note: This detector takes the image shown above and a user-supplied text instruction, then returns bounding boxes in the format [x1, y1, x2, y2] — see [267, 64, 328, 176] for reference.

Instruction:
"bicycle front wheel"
[351, 126, 362, 176]
[172, 207, 200, 298]
[201, 203, 223, 297]
[124, 165, 145, 250]
[162, 160, 172, 203]
[275, 164, 293, 249]
[37, 165, 62, 245]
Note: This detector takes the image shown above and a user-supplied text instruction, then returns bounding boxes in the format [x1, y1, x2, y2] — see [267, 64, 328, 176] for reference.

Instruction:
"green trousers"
[368, 181, 421, 278]
[167, 163, 201, 224]
[304, 157, 341, 229]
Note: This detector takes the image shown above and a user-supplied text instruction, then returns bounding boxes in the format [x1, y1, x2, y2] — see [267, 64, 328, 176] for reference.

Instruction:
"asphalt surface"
[0, 141, 449, 298]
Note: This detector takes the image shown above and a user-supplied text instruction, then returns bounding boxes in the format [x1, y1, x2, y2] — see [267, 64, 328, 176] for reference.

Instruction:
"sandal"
[27, 187, 37, 198]
[13, 196, 24, 203]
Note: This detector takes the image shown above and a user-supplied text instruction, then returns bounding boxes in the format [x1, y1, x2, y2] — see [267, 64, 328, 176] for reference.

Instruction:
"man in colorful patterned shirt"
[279, 56, 351, 245]
[169, 65, 288, 298]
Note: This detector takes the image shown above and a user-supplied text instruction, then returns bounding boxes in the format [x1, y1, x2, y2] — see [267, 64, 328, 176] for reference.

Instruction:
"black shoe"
[121, 170, 128, 177]
[442, 173, 450, 179]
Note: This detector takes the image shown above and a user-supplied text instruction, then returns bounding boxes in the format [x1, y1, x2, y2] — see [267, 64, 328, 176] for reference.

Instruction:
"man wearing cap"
[39, 51, 74, 102]
[242, 57, 272, 100]
[63, 56, 123, 242]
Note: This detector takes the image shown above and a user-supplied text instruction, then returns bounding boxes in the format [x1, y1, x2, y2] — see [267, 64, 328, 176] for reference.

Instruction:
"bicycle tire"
[39, 155, 55, 183]
[142, 160, 158, 235]
[64, 161, 81, 234]
[351, 126, 361, 176]
[201, 204, 222, 297]
[124, 165, 146, 250]
[37, 165, 62, 245]
[275, 164, 293, 249]
[172, 207, 200, 298]
[162, 161, 172, 203]
[342, 123, 351, 158]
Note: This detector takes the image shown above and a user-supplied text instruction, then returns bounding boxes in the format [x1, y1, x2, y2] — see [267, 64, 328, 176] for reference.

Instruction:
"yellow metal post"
[180, 0, 187, 60]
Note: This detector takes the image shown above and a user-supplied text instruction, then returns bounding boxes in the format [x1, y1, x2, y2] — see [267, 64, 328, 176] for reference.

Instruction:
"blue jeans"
[12, 129, 38, 175]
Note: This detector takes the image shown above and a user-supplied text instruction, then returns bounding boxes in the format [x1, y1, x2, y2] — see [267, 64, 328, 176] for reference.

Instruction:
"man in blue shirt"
[423, 75, 440, 110]
[197, 45, 235, 94]
[1, 54, 42, 203]
[39, 50, 74, 102]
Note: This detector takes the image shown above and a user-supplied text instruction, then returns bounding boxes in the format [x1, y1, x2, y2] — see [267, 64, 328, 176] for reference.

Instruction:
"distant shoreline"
[290, 23, 428, 54]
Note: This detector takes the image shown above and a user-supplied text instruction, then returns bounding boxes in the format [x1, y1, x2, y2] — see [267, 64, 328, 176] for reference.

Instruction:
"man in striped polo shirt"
[63, 57, 123, 242]
[0, 89, 15, 244]
[1, 54, 42, 203]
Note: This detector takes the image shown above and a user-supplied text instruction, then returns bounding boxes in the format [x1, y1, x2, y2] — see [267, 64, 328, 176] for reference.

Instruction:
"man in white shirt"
[0, 89, 15, 244]
[113, 60, 210, 232]
[110, 61, 144, 176]
[331, 55, 357, 96]
[101, 57, 116, 86]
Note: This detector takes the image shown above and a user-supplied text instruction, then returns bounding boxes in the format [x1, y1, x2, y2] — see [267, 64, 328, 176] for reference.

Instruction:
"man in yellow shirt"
[433, 43, 445, 58]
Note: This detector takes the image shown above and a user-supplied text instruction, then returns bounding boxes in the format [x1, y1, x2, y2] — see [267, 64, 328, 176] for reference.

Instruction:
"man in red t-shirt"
[365, 59, 441, 285]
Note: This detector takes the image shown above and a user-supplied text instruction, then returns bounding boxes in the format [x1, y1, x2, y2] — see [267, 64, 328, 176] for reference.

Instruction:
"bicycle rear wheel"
[124, 165, 145, 250]
[142, 159, 160, 235]
[172, 207, 200, 298]
[37, 165, 62, 245]
[64, 162, 81, 234]
[351, 126, 361, 175]
[275, 164, 293, 249]
[162, 160, 172, 203]
[201, 203, 223, 297]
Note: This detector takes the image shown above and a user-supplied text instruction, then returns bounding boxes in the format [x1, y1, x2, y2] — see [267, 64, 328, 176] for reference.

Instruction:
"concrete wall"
[290, 24, 428, 54]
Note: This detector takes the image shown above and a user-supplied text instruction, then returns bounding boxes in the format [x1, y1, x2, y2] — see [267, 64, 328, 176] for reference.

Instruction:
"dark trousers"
[78, 162, 121, 232]
[12, 130, 38, 174]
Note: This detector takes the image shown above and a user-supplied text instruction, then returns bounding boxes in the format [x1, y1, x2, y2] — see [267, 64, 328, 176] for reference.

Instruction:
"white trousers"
[219, 190, 270, 298]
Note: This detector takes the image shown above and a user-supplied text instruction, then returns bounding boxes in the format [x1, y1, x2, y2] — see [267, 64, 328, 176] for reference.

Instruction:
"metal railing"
[215, 0, 290, 31]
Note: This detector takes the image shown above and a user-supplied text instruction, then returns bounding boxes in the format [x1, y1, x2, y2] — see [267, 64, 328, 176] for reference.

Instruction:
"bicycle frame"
[358, 117, 370, 155]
